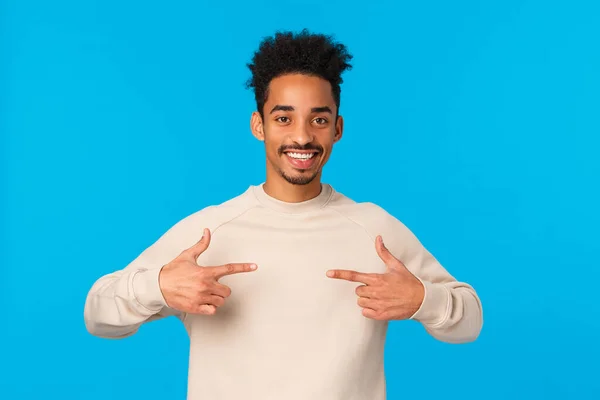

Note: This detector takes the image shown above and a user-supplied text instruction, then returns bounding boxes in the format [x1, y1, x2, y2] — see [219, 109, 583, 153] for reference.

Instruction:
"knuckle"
[191, 301, 201, 312]
[226, 264, 235, 274]
[196, 283, 208, 293]
[182, 250, 196, 262]
[194, 293, 205, 303]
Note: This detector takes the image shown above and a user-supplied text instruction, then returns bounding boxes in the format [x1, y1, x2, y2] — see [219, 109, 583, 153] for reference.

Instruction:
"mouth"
[283, 150, 320, 170]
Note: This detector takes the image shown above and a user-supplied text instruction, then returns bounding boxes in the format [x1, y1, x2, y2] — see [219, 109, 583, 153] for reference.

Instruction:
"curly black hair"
[246, 29, 353, 118]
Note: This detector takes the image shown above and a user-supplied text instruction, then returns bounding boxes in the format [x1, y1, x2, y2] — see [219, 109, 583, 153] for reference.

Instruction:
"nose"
[289, 121, 314, 146]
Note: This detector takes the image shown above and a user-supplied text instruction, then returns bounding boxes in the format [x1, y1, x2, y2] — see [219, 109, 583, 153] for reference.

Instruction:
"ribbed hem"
[132, 267, 168, 312]
[409, 279, 451, 327]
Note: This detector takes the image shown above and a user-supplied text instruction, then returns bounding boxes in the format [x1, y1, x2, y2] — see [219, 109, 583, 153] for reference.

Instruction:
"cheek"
[321, 137, 336, 154]
[263, 137, 282, 158]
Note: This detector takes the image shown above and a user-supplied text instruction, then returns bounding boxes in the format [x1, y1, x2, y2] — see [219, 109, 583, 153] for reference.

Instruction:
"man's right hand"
[158, 228, 257, 315]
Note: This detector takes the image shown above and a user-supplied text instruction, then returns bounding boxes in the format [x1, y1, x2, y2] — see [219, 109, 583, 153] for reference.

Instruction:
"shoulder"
[329, 194, 406, 238]
[153, 186, 259, 250]
[329, 193, 424, 260]
[122, 187, 259, 270]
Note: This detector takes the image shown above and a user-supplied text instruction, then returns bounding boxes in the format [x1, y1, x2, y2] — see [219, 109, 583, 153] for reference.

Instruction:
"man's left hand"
[326, 235, 425, 321]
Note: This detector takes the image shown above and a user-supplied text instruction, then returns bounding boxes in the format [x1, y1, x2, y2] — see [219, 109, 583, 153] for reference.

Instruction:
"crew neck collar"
[251, 182, 334, 214]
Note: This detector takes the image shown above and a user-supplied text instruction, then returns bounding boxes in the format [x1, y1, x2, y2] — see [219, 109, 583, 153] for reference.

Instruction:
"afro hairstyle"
[245, 29, 353, 118]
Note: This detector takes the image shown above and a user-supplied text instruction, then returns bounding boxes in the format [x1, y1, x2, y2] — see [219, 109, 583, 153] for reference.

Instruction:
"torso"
[184, 207, 389, 400]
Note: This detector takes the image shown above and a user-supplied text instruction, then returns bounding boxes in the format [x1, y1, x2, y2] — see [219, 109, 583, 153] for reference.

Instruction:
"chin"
[281, 171, 319, 185]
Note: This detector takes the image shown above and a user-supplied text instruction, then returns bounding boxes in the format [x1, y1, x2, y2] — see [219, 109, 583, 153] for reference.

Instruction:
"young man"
[84, 29, 483, 400]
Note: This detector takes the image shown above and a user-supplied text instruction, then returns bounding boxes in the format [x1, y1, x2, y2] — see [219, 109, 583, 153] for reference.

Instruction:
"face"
[250, 73, 343, 186]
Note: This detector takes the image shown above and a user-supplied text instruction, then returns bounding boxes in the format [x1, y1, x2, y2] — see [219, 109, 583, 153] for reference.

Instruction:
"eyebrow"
[269, 105, 333, 114]
[311, 106, 333, 114]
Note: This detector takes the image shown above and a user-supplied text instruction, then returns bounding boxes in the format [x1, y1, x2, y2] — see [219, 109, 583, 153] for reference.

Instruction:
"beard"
[279, 168, 319, 185]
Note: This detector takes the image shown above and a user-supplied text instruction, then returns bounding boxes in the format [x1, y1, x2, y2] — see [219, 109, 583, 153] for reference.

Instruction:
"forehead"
[265, 73, 335, 109]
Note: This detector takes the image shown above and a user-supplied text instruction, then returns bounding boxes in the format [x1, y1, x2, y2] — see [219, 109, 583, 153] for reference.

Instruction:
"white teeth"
[287, 152, 315, 160]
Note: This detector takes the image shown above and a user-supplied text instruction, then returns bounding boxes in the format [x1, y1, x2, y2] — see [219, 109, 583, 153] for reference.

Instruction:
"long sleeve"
[383, 212, 483, 344]
[83, 264, 180, 339]
[83, 218, 195, 339]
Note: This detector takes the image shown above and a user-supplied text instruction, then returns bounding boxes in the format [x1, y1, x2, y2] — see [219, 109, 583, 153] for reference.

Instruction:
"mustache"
[278, 144, 323, 155]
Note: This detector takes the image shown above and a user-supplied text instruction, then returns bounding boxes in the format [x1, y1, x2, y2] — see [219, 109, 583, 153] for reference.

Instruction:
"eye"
[275, 116, 290, 123]
[313, 117, 328, 125]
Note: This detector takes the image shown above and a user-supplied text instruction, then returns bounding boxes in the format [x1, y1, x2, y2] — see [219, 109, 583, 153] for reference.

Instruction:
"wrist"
[411, 279, 425, 315]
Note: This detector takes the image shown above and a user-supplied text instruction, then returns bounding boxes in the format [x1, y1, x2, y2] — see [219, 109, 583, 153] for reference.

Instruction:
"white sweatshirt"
[84, 183, 483, 400]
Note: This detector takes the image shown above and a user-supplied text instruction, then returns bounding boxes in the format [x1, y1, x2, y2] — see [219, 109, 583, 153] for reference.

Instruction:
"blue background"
[1, 0, 599, 399]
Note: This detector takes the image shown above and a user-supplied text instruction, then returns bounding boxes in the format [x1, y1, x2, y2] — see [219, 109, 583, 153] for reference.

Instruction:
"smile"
[283, 151, 319, 169]
[287, 152, 316, 160]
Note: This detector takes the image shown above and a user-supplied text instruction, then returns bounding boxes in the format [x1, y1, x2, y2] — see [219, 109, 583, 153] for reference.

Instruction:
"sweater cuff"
[132, 267, 168, 312]
[409, 279, 451, 327]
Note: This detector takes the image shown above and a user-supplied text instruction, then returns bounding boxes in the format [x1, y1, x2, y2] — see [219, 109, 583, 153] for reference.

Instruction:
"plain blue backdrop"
[1, 0, 599, 399]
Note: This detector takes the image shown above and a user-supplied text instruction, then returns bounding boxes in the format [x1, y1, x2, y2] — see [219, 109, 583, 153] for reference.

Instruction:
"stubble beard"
[280, 168, 319, 185]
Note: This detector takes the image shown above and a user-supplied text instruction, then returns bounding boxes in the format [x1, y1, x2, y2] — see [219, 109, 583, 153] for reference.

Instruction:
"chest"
[188, 226, 387, 339]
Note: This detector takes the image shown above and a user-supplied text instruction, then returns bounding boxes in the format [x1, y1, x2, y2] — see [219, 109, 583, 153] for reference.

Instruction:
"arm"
[388, 218, 483, 344]
[83, 220, 191, 339]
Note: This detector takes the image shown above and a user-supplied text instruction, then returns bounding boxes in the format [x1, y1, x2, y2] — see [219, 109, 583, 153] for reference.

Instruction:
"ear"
[250, 111, 265, 141]
[334, 115, 344, 143]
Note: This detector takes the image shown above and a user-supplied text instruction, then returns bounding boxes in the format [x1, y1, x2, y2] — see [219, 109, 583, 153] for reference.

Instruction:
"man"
[84, 29, 483, 400]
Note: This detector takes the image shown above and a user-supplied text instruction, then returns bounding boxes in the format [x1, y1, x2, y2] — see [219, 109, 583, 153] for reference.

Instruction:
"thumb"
[375, 235, 405, 272]
[187, 228, 211, 261]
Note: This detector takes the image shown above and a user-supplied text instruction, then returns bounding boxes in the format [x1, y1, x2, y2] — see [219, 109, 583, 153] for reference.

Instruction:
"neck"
[263, 172, 323, 203]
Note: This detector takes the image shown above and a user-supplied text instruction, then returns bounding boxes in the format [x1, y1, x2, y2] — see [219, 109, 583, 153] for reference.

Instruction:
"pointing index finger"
[210, 263, 258, 279]
[326, 269, 379, 284]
